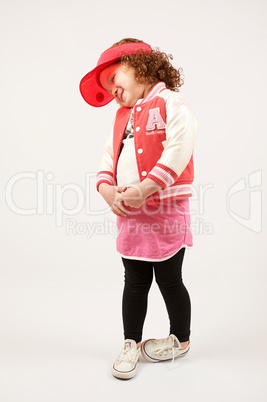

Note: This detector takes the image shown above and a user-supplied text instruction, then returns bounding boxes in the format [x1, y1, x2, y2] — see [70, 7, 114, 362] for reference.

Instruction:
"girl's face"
[99, 63, 152, 107]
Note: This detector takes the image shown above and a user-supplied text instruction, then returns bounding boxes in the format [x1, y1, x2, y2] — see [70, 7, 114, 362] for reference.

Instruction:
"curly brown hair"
[112, 38, 184, 91]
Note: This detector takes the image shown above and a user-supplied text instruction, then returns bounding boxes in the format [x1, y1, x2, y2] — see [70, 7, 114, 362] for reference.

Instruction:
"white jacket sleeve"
[159, 91, 197, 175]
[148, 90, 197, 187]
[96, 120, 116, 190]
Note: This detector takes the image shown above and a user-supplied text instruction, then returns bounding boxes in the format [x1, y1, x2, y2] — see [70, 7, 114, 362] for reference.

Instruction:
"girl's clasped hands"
[99, 183, 146, 217]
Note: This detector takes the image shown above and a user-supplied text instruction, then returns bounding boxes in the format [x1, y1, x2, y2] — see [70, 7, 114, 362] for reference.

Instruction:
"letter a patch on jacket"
[146, 107, 166, 131]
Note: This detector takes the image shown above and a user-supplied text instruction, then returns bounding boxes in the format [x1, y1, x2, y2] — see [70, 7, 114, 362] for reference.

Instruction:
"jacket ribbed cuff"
[96, 171, 116, 191]
[147, 163, 178, 190]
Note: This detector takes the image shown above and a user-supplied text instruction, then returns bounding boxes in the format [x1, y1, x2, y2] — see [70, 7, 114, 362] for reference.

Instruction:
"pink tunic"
[116, 198, 193, 261]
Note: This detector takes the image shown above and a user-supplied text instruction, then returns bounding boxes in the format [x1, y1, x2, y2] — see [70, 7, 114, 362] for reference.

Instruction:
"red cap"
[79, 42, 152, 107]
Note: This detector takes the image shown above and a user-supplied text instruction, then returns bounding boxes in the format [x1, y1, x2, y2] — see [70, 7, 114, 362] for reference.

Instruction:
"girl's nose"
[112, 85, 117, 98]
[112, 86, 118, 98]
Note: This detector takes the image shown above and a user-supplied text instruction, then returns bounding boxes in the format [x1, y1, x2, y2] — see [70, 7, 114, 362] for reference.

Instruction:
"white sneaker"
[141, 334, 190, 363]
[112, 339, 140, 379]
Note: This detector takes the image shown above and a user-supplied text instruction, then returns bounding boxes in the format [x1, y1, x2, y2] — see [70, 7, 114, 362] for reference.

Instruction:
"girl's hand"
[98, 183, 130, 217]
[117, 179, 162, 209]
[117, 186, 146, 209]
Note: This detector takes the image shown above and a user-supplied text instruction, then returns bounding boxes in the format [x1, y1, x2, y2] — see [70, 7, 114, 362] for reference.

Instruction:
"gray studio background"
[1, 0, 266, 401]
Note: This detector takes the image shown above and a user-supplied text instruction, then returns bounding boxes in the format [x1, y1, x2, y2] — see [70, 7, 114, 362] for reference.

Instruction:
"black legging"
[121, 248, 191, 344]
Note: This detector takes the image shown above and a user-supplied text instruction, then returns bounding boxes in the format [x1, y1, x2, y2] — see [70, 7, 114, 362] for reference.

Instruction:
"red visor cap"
[79, 42, 152, 107]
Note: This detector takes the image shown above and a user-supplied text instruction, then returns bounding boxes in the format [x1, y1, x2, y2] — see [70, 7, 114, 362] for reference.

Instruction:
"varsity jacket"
[96, 82, 197, 204]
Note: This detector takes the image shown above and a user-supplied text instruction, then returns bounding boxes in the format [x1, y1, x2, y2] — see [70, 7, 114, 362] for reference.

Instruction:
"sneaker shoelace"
[118, 344, 138, 364]
[154, 336, 181, 366]
[154, 343, 176, 364]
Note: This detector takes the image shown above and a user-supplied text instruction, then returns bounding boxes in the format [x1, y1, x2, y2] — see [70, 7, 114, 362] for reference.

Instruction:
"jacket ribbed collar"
[140, 82, 166, 104]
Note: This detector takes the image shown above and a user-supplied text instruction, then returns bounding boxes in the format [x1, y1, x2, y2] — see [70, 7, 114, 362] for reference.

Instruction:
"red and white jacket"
[96, 82, 197, 204]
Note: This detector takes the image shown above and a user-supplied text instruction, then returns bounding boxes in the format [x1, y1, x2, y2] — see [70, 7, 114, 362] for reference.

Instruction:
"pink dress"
[116, 198, 193, 261]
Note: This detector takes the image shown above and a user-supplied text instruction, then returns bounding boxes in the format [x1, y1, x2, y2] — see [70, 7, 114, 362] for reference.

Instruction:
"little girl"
[80, 38, 197, 379]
